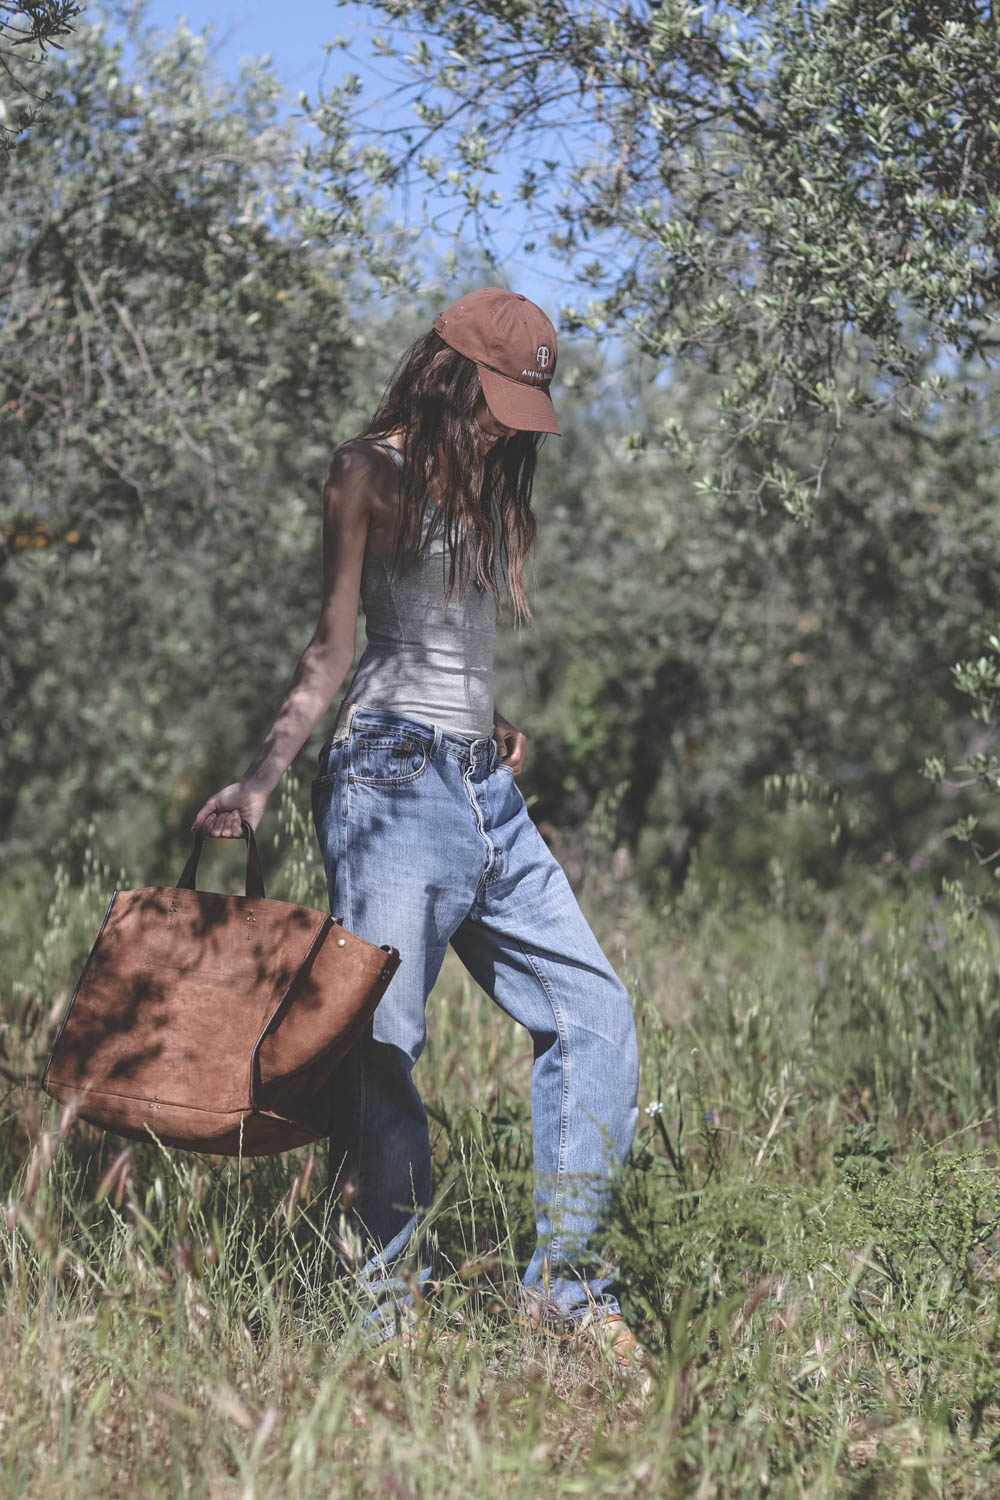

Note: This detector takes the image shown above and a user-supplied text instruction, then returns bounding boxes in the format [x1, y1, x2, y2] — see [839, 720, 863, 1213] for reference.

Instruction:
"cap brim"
[478, 365, 561, 436]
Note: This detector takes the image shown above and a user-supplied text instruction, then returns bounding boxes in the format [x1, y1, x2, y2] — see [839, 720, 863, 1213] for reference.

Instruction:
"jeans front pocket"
[350, 733, 429, 786]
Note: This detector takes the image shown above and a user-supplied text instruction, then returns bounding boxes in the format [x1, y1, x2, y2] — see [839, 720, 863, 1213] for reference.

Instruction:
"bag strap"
[249, 913, 336, 1108]
[177, 820, 265, 900]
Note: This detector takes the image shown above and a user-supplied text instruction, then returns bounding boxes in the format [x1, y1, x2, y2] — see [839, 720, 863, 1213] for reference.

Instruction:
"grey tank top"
[341, 436, 498, 739]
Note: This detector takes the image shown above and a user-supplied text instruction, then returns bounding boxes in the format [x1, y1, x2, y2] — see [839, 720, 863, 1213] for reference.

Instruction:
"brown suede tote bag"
[41, 822, 400, 1155]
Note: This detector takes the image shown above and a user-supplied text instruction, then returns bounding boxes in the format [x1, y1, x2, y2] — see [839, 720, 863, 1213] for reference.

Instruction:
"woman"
[192, 288, 642, 1371]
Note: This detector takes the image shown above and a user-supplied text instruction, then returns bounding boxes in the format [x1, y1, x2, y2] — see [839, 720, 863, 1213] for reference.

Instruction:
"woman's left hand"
[493, 708, 527, 774]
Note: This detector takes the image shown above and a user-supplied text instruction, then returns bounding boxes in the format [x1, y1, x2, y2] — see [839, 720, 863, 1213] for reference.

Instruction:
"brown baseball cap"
[433, 287, 560, 435]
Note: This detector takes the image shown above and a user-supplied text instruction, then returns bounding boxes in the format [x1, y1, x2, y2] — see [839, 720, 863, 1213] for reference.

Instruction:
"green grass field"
[5, 798, 1000, 1498]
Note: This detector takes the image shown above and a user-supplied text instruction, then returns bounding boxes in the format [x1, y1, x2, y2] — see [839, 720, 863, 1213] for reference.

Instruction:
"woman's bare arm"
[191, 443, 382, 838]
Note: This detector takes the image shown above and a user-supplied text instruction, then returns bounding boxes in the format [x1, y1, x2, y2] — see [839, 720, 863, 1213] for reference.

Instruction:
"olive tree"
[0, 0, 82, 159]
[0, 9, 389, 868]
[310, 0, 1000, 519]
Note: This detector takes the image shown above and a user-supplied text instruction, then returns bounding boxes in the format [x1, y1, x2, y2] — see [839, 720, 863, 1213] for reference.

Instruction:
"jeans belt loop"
[430, 725, 443, 758]
[332, 700, 357, 743]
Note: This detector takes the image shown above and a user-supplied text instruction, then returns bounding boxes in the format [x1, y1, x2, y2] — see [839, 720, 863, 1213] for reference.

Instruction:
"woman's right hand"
[191, 781, 269, 839]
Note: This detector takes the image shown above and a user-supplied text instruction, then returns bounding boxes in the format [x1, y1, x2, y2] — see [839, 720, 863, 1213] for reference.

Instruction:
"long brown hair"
[365, 329, 542, 624]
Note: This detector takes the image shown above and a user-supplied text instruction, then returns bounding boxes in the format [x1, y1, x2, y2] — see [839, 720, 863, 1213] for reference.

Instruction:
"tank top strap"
[360, 433, 405, 470]
[359, 433, 450, 546]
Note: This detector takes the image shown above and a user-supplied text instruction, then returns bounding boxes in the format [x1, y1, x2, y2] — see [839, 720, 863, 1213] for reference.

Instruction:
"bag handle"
[177, 820, 265, 900]
[249, 912, 335, 1109]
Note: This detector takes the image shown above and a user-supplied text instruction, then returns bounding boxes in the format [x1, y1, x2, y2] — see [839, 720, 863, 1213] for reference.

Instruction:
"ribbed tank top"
[341, 436, 499, 739]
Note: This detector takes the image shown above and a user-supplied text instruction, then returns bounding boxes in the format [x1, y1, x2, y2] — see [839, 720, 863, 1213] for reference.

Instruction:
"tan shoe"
[582, 1314, 653, 1396]
[516, 1304, 652, 1396]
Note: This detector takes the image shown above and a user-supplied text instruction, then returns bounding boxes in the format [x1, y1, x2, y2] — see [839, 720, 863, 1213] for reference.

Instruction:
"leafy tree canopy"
[1, 0, 83, 159]
[311, 0, 1000, 518]
[0, 8, 385, 865]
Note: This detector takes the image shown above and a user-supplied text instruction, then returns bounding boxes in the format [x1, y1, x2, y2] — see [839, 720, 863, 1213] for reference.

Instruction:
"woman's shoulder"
[324, 435, 404, 512]
[330, 432, 404, 474]
[324, 436, 408, 552]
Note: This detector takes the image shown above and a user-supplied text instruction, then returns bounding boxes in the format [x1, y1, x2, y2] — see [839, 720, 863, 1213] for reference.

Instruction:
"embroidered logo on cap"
[536, 345, 551, 369]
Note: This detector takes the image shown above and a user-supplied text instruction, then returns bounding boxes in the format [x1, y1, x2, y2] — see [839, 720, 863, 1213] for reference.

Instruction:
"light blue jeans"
[311, 704, 640, 1344]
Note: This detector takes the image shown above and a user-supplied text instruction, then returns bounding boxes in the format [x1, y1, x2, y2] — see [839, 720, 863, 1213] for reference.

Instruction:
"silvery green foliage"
[932, 628, 1000, 873]
[310, 0, 1000, 517]
[518, 339, 1000, 890]
[0, 11, 376, 865]
[0, 0, 82, 160]
[2, 11, 349, 533]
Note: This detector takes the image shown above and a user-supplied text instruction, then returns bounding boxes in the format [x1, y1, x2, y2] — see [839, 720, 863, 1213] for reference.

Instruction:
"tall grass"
[4, 785, 1000, 1496]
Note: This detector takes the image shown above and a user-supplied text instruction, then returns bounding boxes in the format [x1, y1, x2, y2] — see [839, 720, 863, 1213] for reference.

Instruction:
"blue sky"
[133, 0, 575, 312]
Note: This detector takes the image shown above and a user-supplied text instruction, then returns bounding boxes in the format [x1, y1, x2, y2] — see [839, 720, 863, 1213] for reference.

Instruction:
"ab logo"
[536, 345, 551, 369]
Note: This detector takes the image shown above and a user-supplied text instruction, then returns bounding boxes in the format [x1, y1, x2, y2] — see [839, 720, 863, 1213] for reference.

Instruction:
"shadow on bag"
[41, 822, 400, 1155]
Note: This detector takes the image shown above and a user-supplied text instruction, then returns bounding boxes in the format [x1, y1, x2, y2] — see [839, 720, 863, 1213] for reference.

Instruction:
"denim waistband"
[332, 701, 501, 769]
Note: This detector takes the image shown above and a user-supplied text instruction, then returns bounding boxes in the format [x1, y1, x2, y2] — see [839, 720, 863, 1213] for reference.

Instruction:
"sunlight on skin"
[195, 395, 525, 838]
